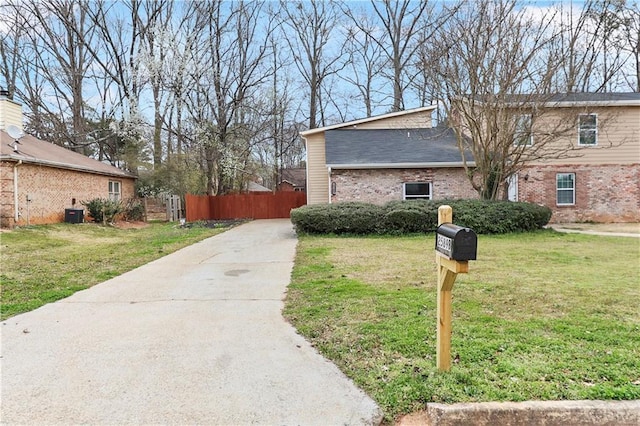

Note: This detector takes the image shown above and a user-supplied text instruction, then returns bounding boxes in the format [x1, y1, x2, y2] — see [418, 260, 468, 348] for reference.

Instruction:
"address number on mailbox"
[436, 233, 452, 253]
[435, 223, 477, 261]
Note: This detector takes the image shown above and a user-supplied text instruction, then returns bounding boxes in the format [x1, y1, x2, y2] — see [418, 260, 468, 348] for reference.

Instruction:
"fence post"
[143, 197, 148, 222]
[165, 195, 181, 222]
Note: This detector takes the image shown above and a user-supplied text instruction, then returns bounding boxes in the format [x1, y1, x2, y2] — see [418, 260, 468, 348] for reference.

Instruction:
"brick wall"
[330, 168, 478, 204]
[329, 165, 639, 223]
[1, 161, 136, 227]
[518, 164, 640, 223]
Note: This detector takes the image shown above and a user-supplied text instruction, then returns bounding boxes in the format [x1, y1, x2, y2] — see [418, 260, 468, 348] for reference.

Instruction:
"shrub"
[382, 199, 439, 234]
[122, 198, 145, 222]
[290, 202, 385, 235]
[290, 199, 552, 235]
[82, 198, 123, 224]
[449, 199, 552, 234]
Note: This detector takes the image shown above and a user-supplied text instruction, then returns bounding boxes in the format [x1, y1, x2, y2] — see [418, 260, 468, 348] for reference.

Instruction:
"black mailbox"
[435, 223, 477, 261]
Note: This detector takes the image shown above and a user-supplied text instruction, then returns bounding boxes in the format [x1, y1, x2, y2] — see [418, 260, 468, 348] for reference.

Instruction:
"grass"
[283, 230, 640, 422]
[0, 222, 230, 320]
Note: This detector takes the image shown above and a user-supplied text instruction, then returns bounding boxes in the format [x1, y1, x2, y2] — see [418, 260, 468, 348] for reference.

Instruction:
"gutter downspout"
[14, 159, 22, 224]
[300, 135, 310, 206]
[328, 166, 332, 204]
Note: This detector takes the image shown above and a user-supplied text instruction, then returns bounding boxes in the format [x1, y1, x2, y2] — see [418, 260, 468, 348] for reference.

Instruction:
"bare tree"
[184, 0, 275, 195]
[256, 37, 302, 191]
[80, 0, 148, 139]
[344, 0, 452, 112]
[340, 13, 385, 118]
[551, 0, 632, 93]
[2, 0, 97, 152]
[412, 22, 453, 123]
[620, 0, 640, 91]
[279, 0, 344, 129]
[430, 0, 589, 200]
[0, 2, 26, 99]
[137, 0, 175, 167]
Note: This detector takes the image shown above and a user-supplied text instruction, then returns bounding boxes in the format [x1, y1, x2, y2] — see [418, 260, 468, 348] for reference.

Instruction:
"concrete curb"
[546, 224, 640, 238]
[398, 400, 640, 426]
[550, 227, 640, 238]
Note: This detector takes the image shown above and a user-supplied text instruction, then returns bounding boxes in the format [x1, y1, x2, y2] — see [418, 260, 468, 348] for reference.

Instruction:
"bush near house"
[82, 198, 147, 223]
[290, 200, 552, 235]
[290, 202, 385, 235]
[121, 198, 145, 222]
[82, 198, 123, 224]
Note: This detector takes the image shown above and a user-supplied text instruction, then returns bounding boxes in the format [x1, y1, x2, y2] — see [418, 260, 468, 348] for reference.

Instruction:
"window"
[513, 114, 533, 146]
[578, 114, 597, 146]
[403, 182, 431, 200]
[556, 173, 575, 205]
[109, 181, 121, 201]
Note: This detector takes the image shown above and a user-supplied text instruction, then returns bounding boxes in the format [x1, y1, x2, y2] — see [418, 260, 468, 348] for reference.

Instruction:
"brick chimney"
[0, 89, 23, 132]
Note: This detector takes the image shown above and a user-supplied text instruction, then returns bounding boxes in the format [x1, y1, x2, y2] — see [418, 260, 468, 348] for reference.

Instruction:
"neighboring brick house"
[300, 95, 640, 223]
[248, 181, 271, 192]
[277, 168, 306, 192]
[0, 94, 137, 228]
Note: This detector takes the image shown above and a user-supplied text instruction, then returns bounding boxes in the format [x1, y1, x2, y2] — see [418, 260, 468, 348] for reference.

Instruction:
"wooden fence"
[185, 192, 307, 222]
[143, 196, 182, 222]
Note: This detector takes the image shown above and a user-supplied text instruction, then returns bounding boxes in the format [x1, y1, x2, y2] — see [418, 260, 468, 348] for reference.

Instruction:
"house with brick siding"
[509, 93, 640, 223]
[301, 106, 475, 206]
[300, 94, 640, 223]
[0, 94, 137, 228]
[277, 168, 307, 192]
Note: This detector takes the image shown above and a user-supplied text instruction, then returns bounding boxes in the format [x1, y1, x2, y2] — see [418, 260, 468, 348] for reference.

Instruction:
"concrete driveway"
[1, 219, 382, 425]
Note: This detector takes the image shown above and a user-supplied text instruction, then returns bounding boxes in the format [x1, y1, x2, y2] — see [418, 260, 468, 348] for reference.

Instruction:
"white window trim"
[556, 173, 575, 206]
[109, 180, 121, 202]
[578, 113, 598, 146]
[403, 182, 432, 200]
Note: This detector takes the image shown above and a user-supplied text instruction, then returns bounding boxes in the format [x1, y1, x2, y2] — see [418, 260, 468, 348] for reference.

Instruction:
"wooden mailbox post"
[435, 205, 477, 371]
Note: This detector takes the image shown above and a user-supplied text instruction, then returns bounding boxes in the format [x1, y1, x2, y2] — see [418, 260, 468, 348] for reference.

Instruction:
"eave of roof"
[300, 105, 437, 137]
[279, 179, 303, 185]
[1, 130, 136, 179]
[327, 161, 474, 169]
[545, 92, 640, 106]
[0, 153, 136, 179]
[471, 93, 640, 108]
[543, 99, 640, 107]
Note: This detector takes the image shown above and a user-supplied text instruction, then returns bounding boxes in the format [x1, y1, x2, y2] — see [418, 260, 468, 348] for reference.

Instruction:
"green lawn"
[0, 222, 229, 320]
[283, 230, 640, 422]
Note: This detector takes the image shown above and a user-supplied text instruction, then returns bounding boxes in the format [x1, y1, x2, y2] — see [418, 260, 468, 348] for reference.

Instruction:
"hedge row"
[290, 199, 552, 235]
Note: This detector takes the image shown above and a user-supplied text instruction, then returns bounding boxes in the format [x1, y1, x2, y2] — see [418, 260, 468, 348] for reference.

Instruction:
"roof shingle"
[0, 131, 135, 178]
[325, 127, 472, 167]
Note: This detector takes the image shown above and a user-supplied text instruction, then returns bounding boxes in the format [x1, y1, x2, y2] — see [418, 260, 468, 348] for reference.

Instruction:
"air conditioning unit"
[64, 208, 84, 224]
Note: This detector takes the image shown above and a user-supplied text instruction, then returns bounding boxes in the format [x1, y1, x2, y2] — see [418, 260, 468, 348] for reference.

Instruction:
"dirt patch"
[184, 219, 247, 229]
[550, 223, 640, 234]
[395, 411, 431, 425]
[113, 221, 150, 230]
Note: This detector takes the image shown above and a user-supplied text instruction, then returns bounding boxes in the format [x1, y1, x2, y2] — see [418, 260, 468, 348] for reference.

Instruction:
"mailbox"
[435, 223, 477, 261]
